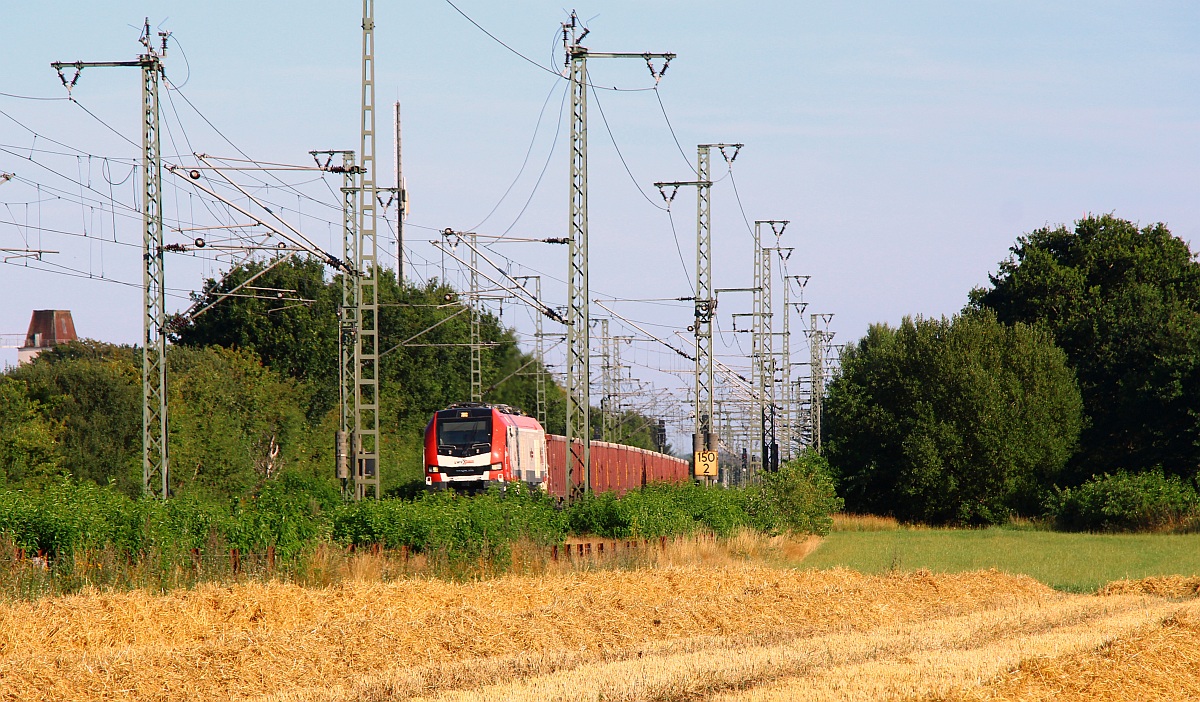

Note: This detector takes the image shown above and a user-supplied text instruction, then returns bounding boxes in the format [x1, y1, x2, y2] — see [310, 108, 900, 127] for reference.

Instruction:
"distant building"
[18, 310, 77, 365]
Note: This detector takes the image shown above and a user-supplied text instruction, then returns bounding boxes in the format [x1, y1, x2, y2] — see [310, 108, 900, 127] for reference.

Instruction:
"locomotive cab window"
[437, 418, 492, 448]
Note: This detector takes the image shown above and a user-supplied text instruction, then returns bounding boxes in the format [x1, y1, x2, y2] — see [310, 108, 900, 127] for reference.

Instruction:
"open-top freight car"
[424, 402, 688, 497]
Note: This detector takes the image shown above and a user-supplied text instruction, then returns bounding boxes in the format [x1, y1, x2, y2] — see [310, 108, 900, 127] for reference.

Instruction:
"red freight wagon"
[425, 403, 688, 497]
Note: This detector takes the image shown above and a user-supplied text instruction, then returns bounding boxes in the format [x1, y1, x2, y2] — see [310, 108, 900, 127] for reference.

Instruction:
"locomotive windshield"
[437, 417, 492, 448]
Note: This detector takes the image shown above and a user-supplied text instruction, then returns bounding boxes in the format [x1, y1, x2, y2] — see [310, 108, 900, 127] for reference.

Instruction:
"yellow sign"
[694, 450, 719, 478]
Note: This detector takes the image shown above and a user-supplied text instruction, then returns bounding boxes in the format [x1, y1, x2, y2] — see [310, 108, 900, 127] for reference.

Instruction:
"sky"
[2, 1, 1198, 444]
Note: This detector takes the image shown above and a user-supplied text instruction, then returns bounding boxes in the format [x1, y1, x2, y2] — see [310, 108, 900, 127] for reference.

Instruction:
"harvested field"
[0, 566, 1196, 701]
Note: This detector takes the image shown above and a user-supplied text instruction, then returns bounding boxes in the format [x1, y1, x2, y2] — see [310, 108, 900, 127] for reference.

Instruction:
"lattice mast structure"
[598, 317, 613, 441]
[52, 20, 170, 498]
[307, 149, 362, 496]
[762, 240, 792, 470]
[355, 0, 381, 499]
[750, 221, 784, 475]
[393, 101, 407, 283]
[751, 223, 769, 473]
[469, 231, 482, 402]
[780, 273, 808, 461]
[654, 143, 739, 464]
[561, 12, 673, 497]
[808, 313, 834, 453]
[515, 276, 548, 426]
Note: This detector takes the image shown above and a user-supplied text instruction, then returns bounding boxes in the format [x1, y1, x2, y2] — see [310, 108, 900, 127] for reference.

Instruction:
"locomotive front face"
[426, 406, 503, 488]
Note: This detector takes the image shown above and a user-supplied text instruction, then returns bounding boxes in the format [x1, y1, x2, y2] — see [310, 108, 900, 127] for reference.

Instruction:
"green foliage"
[332, 484, 565, 564]
[6, 341, 141, 493]
[0, 377, 61, 484]
[167, 346, 311, 497]
[824, 311, 1082, 525]
[1, 340, 341, 502]
[748, 452, 844, 536]
[1047, 470, 1200, 533]
[971, 215, 1200, 482]
[568, 485, 707, 539]
[0, 475, 845, 583]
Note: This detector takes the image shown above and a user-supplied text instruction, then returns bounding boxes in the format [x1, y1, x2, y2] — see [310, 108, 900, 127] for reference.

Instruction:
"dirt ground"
[0, 559, 1196, 701]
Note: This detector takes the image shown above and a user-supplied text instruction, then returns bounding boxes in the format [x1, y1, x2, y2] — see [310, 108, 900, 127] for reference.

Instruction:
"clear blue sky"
[2, 1, 1198, 439]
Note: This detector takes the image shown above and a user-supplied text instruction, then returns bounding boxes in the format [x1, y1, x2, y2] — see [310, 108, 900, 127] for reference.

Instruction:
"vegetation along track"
[0, 566, 1197, 701]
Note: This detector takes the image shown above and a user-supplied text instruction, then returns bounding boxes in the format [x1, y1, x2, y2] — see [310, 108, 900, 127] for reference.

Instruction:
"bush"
[1047, 470, 1200, 532]
[566, 482, 757, 539]
[749, 452, 844, 536]
[331, 483, 567, 563]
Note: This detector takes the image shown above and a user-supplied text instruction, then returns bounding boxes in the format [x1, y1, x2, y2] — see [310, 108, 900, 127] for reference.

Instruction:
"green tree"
[824, 311, 1082, 524]
[970, 215, 1200, 481]
[0, 377, 62, 484]
[171, 257, 570, 487]
[6, 341, 141, 493]
[167, 346, 312, 498]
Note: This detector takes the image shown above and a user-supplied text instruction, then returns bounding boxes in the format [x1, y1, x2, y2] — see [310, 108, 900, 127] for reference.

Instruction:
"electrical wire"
[727, 166, 758, 241]
[442, 0, 563, 78]
[588, 84, 666, 212]
[70, 99, 140, 149]
[489, 79, 568, 241]
[0, 91, 70, 101]
[665, 206, 694, 291]
[469, 77, 565, 232]
[654, 86, 696, 174]
[442, 0, 659, 93]
[165, 34, 192, 90]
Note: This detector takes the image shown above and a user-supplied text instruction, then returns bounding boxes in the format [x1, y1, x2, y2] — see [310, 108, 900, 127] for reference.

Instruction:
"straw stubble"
[0, 566, 1195, 701]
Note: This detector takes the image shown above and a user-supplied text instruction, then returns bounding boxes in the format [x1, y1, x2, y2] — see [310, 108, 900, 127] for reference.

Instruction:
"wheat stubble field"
[0, 542, 1198, 701]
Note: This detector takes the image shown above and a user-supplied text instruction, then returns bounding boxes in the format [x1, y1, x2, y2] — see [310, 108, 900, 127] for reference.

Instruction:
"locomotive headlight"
[491, 464, 502, 471]
[429, 466, 439, 473]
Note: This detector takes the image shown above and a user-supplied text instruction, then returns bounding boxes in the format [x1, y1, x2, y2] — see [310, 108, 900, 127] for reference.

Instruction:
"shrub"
[749, 452, 844, 536]
[331, 483, 567, 563]
[567, 482, 754, 539]
[1047, 470, 1200, 532]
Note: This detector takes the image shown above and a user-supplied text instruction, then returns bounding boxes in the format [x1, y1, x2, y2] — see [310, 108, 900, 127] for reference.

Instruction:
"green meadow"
[802, 527, 1200, 593]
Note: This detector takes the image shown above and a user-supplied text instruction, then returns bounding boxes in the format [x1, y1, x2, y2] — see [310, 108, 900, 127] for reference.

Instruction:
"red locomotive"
[424, 402, 689, 496]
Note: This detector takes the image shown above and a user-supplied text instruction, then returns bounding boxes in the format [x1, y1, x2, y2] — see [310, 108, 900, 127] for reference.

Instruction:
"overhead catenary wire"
[442, 0, 660, 93]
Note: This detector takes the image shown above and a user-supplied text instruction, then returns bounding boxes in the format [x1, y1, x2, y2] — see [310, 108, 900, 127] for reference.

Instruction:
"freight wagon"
[424, 402, 688, 497]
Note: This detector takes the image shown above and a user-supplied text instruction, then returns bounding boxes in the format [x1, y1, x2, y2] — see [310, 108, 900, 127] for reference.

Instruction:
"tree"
[824, 311, 1082, 524]
[970, 215, 1200, 481]
[172, 257, 570, 487]
[6, 341, 142, 494]
[167, 346, 312, 498]
[0, 377, 62, 484]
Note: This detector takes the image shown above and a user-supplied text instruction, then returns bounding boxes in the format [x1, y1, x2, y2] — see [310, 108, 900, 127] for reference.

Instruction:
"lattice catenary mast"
[355, 0, 381, 499]
[562, 12, 673, 497]
[52, 20, 170, 498]
[654, 143, 740, 466]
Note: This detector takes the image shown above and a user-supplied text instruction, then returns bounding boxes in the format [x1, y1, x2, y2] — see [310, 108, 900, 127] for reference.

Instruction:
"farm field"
[803, 526, 1200, 592]
[0, 554, 1197, 701]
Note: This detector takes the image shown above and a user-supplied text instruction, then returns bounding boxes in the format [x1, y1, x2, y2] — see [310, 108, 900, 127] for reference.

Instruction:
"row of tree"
[0, 261, 667, 498]
[825, 215, 1200, 524]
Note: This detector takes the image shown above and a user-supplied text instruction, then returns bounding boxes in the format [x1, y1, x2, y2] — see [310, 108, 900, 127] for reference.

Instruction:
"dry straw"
[0, 564, 1196, 701]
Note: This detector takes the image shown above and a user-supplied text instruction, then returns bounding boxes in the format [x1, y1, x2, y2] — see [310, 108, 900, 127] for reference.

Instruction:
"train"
[424, 402, 689, 497]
